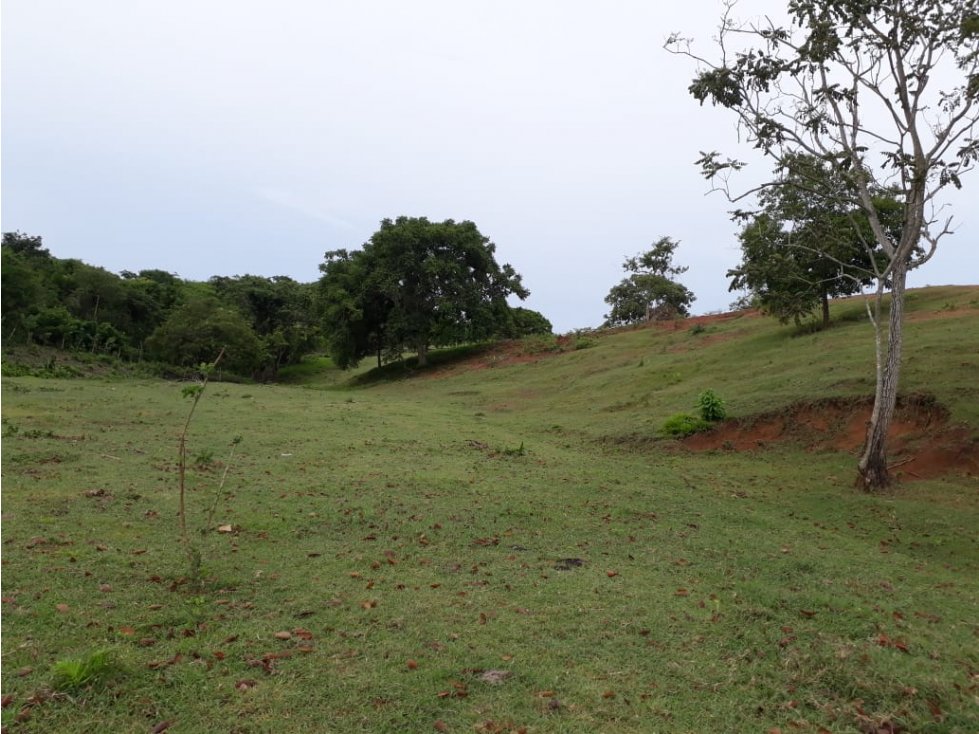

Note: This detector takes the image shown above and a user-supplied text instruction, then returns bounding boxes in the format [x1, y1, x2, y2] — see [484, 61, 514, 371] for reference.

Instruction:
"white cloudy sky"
[2, 0, 976, 332]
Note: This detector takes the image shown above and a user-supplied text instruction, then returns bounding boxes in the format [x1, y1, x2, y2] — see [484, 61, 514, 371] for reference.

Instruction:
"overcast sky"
[3, 1, 976, 332]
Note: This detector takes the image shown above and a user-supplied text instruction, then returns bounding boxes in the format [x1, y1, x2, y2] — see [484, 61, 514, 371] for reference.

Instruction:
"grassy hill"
[2, 286, 977, 733]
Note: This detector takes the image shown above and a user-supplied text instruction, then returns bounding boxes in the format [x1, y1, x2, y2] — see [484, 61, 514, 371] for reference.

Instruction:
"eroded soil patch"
[683, 394, 978, 479]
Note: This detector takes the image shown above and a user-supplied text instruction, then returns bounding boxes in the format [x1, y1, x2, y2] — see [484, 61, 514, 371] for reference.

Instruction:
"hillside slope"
[359, 285, 979, 480]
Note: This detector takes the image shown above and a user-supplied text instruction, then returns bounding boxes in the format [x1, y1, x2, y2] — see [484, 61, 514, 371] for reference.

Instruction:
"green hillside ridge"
[295, 284, 979, 436]
[1, 285, 977, 733]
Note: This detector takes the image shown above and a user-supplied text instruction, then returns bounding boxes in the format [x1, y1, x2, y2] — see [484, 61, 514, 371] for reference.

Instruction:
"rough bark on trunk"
[857, 263, 908, 490]
[416, 343, 429, 367]
[821, 291, 830, 327]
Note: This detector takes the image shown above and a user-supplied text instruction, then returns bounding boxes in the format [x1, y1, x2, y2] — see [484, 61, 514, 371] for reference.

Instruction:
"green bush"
[659, 412, 711, 438]
[697, 389, 727, 422]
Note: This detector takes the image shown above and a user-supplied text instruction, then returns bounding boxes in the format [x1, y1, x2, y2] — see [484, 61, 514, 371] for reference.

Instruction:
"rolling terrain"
[2, 286, 977, 733]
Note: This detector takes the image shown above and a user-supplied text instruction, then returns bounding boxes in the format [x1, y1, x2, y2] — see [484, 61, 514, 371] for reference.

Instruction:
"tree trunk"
[857, 263, 908, 490]
[821, 291, 830, 327]
[416, 342, 429, 367]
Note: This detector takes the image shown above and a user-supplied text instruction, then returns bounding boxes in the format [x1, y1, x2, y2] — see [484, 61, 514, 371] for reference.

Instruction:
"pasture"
[2, 286, 977, 733]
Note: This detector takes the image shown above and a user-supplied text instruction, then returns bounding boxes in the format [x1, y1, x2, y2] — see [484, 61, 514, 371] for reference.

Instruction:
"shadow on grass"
[349, 343, 493, 386]
[275, 343, 495, 389]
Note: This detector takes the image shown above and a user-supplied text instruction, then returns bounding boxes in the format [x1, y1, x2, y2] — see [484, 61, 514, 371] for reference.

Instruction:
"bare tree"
[667, 0, 979, 489]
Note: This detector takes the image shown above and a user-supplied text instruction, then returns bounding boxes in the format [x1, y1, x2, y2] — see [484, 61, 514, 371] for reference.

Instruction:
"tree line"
[1, 219, 552, 377]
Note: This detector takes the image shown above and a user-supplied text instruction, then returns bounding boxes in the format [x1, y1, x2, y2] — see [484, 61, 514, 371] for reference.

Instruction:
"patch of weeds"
[1, 361, 82, 378]
[659, 413, 710, 438]
[22, 428, 57, 439]
[51, 649, 114, 692]
[659, 390, 726, 438]
[193, 448, 215, 468]
[501, 441, 526, 457]
[938, 301, 956, 312]
[689, 323, 706, 335]
[2, 418, 20, 436]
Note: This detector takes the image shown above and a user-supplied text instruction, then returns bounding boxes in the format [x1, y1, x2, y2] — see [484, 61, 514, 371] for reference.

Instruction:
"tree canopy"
[1, 232, 321, 377]
[728, 154, 903, 327]
[604, 237, 695, 326]
[319, 217, 529, 368]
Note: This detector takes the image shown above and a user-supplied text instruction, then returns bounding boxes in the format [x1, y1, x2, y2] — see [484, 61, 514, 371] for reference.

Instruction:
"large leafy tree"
[729, 154, 902, 327]
[604, 237, 695, 326]
[319, 217, 529, 368]
[145, 295, 263, 375]
[668, 0, 979, 489]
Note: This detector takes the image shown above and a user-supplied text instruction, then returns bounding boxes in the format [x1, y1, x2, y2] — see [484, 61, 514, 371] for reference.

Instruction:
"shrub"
[697, 389, 727, 422]
[660, 412, 711, 438]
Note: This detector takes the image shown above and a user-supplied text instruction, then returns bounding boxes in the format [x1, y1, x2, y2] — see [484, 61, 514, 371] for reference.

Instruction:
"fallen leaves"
[472, 536, 500, 547]
[436, 680, 468, 699]
[147, 653, 182, 670]
[876, 633, 909, 653]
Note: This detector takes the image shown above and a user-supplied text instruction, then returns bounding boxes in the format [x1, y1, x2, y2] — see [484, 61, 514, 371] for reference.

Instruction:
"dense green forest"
[0, 229, 551, 378]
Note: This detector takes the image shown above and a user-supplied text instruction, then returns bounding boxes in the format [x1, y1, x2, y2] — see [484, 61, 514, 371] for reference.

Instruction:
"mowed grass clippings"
[2, 287, 978, 733]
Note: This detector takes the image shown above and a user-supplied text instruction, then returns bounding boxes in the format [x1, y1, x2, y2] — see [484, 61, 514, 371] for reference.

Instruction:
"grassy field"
[2, 286, 978, 733]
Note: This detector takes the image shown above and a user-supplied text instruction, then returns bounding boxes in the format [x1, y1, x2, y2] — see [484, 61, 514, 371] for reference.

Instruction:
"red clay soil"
[683, 394, 978, 480]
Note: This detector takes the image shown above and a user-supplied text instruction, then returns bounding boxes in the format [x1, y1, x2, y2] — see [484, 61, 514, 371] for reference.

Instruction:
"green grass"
[2, 286, 978, 733]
